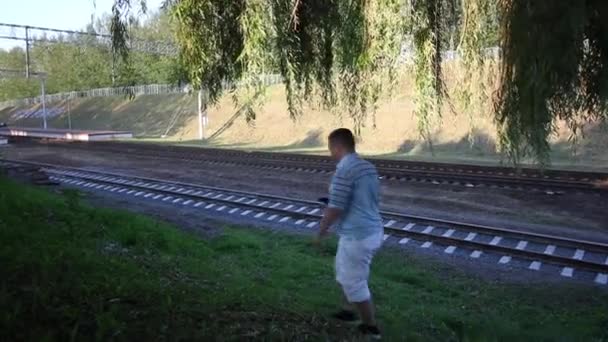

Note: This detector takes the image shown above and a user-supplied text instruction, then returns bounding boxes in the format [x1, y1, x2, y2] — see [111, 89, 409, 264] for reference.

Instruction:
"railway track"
[3, 158, 607, 286]
[18, 140, 608, 195]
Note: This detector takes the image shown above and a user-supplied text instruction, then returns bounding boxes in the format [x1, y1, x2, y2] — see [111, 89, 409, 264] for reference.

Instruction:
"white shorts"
[335, 231, 384, 303]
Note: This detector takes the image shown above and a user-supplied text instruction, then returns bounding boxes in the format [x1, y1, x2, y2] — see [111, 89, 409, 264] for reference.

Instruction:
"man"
[317, 128, 384, 340]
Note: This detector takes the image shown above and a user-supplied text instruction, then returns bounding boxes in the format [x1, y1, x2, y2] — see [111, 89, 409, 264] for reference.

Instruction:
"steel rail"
[3, 158, 608, 278]
[13, 140, 608, 194]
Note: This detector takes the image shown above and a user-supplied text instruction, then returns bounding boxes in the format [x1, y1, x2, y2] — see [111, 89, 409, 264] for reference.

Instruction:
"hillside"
[1, 79, 606, 170]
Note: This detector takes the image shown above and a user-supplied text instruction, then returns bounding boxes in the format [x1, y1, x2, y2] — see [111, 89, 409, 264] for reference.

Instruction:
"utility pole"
[67, 94, 72, 130]
[197, 89, 207, 140]
[41, 78, 47, 129]
[25, 26, 30, 78]
[111, 58, 116, 85]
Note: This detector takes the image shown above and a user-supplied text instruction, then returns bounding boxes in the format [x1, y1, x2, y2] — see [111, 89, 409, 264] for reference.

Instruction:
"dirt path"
[4, 144, 608, 243]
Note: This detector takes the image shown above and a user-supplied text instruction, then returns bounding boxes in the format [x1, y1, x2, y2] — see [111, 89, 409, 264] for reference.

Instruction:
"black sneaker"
[331, 309, 360, 323]
[358, 324, 382, 340]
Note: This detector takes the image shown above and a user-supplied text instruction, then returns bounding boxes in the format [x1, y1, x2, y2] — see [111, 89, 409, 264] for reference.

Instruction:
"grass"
[1, 177, 608, 341]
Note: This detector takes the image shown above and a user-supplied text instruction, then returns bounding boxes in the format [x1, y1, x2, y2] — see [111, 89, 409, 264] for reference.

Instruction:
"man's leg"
[335, 233, 382, 328]
[340, 281, 381, 338]
[332, 238, 360, 322]
[341, 292, 354, 311]
[340, 233, 383, 326]
[330, 290, 359, 322]
[333, 233, 383, 339]
[353, 298, 376, 326]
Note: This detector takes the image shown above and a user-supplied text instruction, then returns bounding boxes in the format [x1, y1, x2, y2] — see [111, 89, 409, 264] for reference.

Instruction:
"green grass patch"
[1, 177, 607, 341]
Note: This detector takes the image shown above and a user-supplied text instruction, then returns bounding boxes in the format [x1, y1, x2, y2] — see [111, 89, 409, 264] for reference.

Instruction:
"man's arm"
[317, 169, 353, 238]
[318, 207, 342, 236]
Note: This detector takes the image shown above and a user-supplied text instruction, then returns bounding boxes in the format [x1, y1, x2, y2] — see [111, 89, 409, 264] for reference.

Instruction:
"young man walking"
[317, 128, 384, 339]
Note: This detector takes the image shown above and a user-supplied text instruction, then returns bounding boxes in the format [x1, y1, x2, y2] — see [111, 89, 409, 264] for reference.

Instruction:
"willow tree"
[111, 0, 608, 165]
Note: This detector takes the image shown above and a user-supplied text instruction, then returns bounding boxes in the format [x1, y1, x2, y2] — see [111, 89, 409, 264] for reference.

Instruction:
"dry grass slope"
[1, 73, 606, 170]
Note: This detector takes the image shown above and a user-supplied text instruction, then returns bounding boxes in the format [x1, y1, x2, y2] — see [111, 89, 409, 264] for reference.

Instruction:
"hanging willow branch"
[236, 0, 274, 122]
[495, 0, 608, 164]
[112, 0, 404, 130]
[334, 0, 405, 133]
[409, 0, 460, 150]
[455, 0, 497, 147]
[272, 0, 339, 119]
[111, 0, 608, 165]
[410, 0, 444, 146]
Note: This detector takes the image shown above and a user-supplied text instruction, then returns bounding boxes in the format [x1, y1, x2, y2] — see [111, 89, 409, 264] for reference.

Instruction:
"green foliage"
[111, 0, 405, 128]
[270, 0, 405, 129]
[494, 0, 608, 165]
[335, 0, 405, 132]
[0, 11, 186, 102]
[409, 0, 452, 149]
[455, 0, 497, 147]
[173, 1, 246, 101]
[0, 48, 41, 100]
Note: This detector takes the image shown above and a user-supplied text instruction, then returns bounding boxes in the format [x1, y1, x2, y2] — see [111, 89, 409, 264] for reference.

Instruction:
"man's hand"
[313, 226, 330, 245]
[313, 207, 342, 245]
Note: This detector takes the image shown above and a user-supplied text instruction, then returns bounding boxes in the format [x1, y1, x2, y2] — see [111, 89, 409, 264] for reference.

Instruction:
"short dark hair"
[328, 128, 355, 151]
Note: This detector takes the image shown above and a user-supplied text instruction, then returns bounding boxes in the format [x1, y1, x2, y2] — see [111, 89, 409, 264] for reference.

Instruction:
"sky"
[0, 0, 164, 50]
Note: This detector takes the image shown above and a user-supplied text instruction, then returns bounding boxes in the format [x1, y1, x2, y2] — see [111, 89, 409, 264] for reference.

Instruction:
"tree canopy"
[0, 12, 187, 101]
[111, 0, 605, 163]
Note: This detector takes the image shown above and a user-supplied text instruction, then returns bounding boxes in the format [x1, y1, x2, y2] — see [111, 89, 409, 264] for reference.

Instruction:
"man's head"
[328, 128, 356, 161]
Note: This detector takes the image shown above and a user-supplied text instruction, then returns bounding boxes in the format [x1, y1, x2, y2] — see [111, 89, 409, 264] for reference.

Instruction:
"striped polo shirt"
[328, 153, 383, 239]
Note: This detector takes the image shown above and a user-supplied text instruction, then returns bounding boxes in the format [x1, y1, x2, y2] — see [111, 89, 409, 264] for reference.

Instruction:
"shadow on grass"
[155, 123, 608, 171]
[376, 124, 608, 170]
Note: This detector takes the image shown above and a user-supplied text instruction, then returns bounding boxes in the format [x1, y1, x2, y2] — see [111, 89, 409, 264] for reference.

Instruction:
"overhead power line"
[0, 22, 178, 77]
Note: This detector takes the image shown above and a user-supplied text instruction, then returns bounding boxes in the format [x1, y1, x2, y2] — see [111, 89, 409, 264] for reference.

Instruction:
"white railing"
[398, 46, 501, 63]
[0, 74, 285, 108]
[0, 84, 185, 107]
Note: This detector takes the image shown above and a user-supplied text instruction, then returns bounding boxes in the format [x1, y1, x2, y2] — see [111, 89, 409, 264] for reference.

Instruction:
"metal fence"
[398, 46, 501, 63]
[0, 74, 285, 108]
